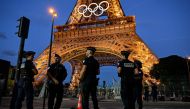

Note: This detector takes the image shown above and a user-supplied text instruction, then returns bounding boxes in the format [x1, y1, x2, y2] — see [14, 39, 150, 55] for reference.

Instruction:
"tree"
[150, 55, 189, 95]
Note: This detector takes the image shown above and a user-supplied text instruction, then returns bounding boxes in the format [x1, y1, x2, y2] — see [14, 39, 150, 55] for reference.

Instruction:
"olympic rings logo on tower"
[78, 1, 109, 18]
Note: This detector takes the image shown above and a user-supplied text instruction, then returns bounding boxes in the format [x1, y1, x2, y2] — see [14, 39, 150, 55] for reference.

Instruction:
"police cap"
[121, 51, 130, 56]
[87, 47, 96, 53]
[55, 53, 61, 58]
[24, 51, 35, 57]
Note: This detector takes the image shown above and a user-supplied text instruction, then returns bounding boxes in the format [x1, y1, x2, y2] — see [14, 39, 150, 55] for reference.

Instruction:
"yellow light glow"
[53, 13, 58, 17]
[48, 7, 58, 17]
[49, 8, 54, 14]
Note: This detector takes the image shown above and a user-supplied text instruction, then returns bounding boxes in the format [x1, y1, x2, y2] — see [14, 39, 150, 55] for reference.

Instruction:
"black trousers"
[120, 82, 135, 109]
[15, 78, 33, 109]
[80, 81, 99, 109]
[48, 84, 63, 109]
[134, 87, 143, 109]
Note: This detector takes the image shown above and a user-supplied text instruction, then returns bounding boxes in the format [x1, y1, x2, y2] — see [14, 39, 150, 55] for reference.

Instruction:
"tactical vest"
[20, 61, 34, 80]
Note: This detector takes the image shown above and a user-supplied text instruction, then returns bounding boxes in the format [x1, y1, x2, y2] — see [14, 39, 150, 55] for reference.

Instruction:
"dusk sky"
[0, 0, 190, 84]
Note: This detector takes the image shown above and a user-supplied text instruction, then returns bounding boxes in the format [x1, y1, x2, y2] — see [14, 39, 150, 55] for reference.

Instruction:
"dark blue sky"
[0, 0, 190, 84]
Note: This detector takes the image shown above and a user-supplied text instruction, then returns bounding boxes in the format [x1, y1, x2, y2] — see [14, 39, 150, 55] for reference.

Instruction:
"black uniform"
[47, 63, 67, 109]
[118, 59, 136, 109]
[80, 56, 99, 109]
[15, 60, 36, 109]
[134, 69, 143, 109]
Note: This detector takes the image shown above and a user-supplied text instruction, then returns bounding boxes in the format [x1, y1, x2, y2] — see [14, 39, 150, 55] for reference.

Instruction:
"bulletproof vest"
[20, 61, 33, 78]
[82, 56, 99, 82]
[119, 59, 135, 81]
[49, 63, 67, 82]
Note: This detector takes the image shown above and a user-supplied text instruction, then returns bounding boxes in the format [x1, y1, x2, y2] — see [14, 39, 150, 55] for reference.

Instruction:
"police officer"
[47, 54, 67, 109]
[15, 51, 38, 109]
[10, 60, 25, 109]
[79, 47, 100, 109]
[134, 60, 143, 109]
[117, 51, 136, 109]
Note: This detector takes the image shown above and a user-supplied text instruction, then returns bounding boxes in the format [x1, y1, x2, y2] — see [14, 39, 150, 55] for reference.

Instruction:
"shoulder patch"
[47, 67, 50, 70]
[21, 63, 25, 68]
[117, 62, 120, 66]
[83, 60, 86, 64]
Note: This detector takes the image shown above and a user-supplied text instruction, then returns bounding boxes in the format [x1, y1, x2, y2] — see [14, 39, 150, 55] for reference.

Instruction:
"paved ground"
[1, 97, 190, 109]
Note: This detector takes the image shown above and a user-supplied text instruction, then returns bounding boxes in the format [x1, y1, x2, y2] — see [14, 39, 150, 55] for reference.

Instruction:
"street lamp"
[48, 7, 57, 67]
[43, 7, 57, 109]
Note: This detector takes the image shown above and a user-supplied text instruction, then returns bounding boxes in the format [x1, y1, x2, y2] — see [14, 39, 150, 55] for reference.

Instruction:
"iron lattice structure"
[34, 0, 159, 89]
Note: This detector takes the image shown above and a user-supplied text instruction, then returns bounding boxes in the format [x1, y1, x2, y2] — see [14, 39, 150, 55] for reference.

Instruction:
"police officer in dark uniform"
[15, 51, 38, 109]
[47, 54, 67, 109]
[117, 51, 136, 109]
[134, 60, 143, 109]
[79, 47, 100, 109]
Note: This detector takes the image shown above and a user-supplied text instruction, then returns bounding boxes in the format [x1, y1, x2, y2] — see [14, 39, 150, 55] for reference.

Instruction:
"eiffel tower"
[34, 0, 158, 89]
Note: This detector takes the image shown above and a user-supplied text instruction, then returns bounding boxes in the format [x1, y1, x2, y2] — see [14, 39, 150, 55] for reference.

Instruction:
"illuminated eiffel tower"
[34, 0, 158, 89]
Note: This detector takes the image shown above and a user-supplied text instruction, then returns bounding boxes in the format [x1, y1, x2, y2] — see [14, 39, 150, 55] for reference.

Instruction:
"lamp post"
[48, 8, 57, 67]
[43, 8, 57, 109]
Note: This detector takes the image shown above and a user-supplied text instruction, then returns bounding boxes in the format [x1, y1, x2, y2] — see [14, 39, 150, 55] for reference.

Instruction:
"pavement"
[0, 97, 190, 109]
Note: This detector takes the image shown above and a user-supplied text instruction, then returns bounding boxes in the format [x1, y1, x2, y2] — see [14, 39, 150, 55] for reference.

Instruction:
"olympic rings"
[78, 1, 109, 18]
